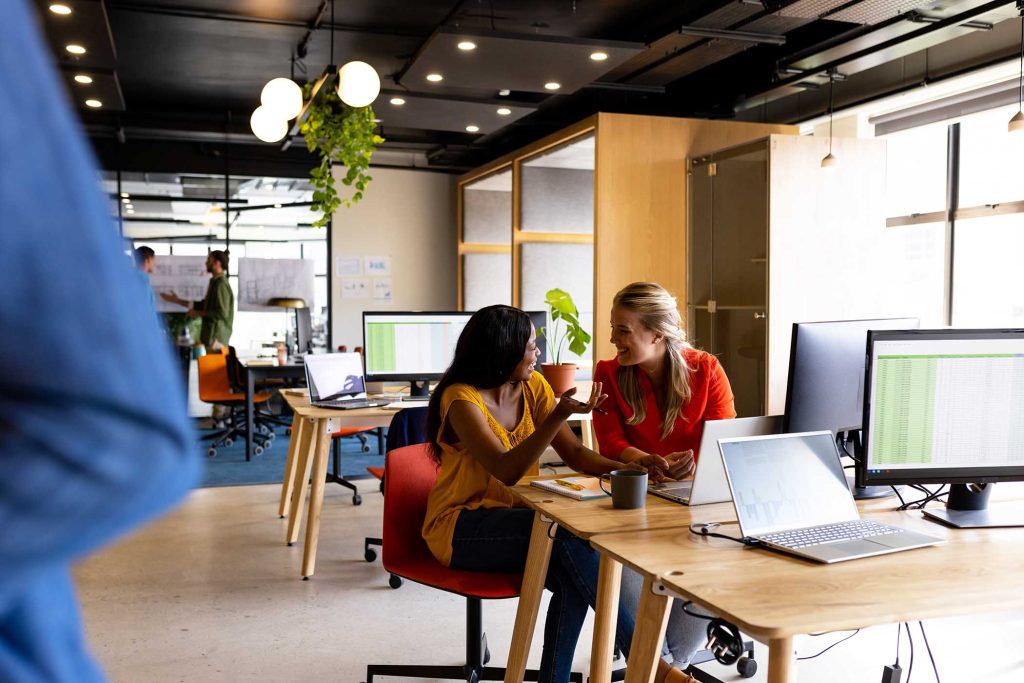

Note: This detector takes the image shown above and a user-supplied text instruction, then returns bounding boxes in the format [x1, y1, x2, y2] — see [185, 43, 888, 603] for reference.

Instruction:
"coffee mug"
[599, 469, 648, 509]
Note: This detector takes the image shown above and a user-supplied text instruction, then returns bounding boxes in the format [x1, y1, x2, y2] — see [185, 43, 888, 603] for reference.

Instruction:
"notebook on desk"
[303, 353, 389, 410]
[648, 416, 782, 506]
[719, 431, 943, 564]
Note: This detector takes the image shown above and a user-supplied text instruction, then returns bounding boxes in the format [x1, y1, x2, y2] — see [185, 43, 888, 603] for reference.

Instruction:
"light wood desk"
[278, 391, 395, 578]
[591, 504, 1024, 683]
[503, 483, 733, 683]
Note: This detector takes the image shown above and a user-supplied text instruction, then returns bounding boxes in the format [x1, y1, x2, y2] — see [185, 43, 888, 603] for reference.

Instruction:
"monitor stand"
[922, 483, 1024, 528]
[408, 379, 431, 398]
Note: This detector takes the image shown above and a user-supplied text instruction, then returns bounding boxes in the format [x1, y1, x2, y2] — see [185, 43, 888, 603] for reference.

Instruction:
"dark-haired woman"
[422, 305, 677, 683]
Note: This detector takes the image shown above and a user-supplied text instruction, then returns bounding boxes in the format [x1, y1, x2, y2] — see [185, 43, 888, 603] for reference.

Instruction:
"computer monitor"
[783, 318, 919, 499]
[362, 310, 547, 397]
[860, 328, 1024, 527]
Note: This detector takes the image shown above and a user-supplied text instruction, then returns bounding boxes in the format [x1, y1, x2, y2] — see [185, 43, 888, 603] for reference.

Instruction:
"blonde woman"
[593, 282, 737, 678]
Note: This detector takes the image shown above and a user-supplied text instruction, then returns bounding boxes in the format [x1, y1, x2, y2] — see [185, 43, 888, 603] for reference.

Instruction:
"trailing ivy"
[300, 83, 384, 228]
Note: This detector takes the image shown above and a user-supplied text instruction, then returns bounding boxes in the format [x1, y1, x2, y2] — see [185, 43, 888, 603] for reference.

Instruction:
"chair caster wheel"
[253, 446, 264, 456]
[389, 574, 403, 589]
[223, 438, 233, 447]
[267, 431, 276, 440]
[207, 448, 217, 457]
[352, 493, 362, 506]
[365, 547, 377, 562]
[737, 656, 757, 678]
[361, 445, 370, 452]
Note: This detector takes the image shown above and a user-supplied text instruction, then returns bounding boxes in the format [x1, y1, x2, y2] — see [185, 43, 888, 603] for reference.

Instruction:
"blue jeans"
[451, 507, 636, 683]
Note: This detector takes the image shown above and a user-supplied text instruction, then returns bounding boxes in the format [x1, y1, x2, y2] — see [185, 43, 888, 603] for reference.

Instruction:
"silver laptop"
[719, 431, 943, 563]
[304, 353, 388, 410]
[649, 416, 783, 506]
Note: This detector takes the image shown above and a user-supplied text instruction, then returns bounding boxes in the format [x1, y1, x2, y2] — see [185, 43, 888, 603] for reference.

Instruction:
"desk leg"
[504, 512, 555, 683]
[767, 637, 795, 683]
[245, 370, 255, 462]
[623, 577, 671, 683]
[286, 418, 319, 545]
[590, 554, 622, 683]
[300, 419, 332, 579]
[278, 416, 311, 518]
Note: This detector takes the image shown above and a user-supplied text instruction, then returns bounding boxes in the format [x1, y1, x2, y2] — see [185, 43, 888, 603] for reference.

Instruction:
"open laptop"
[649, 416, 783, 506]
[304, 353, 389, 410]
[719, 431, 943, 563]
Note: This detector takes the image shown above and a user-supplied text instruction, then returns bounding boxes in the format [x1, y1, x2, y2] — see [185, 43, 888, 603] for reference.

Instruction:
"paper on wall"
[341, 277, 369, 299]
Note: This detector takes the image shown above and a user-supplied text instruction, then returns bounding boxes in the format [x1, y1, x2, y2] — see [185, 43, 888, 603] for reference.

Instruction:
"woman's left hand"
[663, 449, 696, 480]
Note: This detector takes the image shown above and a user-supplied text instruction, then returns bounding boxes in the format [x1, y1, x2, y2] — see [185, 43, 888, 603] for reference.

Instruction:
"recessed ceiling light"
[498, 89, 510, 96]
[457, 41, 477, 51]
[390, 97, 406, 105]
[590, 51, 609, 61]
[544, 82, 561, 91]
[126, 209, 135, 215]
[121, 197, 130, 204]
[73, 74, 93, 84]
[66, 44, 86, 55]
[465, 125, 480, 133]
[496, 107, 511, 116]
[49, 4, 72, 15]
[273, 203, 282, 209]
[120, 192, 129, 198]
[84, 98, 102, 108]
[426, 73, 443, 83]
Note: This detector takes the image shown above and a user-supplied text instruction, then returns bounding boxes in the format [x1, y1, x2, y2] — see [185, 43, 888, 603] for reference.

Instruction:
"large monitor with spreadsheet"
[362, 310, 547, 396]
[859, 328, 1024, 526]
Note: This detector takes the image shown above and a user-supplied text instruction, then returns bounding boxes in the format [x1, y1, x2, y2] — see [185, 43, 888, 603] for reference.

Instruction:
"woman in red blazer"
[593, 281, 737, 678]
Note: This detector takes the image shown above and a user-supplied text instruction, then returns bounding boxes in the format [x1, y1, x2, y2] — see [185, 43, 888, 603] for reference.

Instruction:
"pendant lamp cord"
[828, 73, 834, 155]
[1018, 11, 1023, 111]
[330, 0, 335, 66]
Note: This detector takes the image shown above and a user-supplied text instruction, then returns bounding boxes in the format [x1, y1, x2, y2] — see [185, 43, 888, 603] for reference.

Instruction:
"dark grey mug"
[599, 469, 648, 509]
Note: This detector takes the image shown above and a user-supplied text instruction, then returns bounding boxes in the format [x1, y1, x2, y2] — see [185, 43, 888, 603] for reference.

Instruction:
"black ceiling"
[34, 0, 1024, 176]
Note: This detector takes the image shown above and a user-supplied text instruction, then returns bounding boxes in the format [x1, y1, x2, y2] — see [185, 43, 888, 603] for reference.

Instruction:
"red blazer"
[592, 348, 736, 462]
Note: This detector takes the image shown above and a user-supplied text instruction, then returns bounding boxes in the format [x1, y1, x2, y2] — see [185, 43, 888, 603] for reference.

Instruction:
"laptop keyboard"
[760, 519, 902, 549]
[316, 399, 379, 409]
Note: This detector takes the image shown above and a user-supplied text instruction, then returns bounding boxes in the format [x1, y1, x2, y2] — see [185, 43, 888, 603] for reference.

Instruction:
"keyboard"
[758, 519, 902, 550]
[313, 399, 384, 409]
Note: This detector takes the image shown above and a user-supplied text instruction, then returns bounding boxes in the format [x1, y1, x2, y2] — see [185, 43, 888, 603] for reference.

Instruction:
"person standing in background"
[134, 246, 158, 312]
[0, 2, 201, 682]
[161, 250, 234, 351]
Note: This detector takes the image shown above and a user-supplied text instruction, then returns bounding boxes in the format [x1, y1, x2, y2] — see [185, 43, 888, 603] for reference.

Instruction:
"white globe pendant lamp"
[250, 105, 287, 143]
[337, 60, 381, 108]
[261, 77, 303, 120]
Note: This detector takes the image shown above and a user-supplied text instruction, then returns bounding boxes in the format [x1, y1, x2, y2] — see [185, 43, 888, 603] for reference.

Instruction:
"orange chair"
[197, 353, 275, 457]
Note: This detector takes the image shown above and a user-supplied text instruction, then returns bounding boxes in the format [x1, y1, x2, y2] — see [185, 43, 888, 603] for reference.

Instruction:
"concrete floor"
[75, 480, 1024, 683]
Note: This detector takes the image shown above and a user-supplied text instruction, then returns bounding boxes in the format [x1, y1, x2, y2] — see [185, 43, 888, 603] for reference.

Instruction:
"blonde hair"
[613, 282, 694, 439]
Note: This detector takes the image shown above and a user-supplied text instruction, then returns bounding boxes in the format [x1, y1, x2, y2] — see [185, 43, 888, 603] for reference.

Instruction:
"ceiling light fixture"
[84, 98, 102, 108]
[250, 105, 287, 143]
[496, 107, 511, 116]
[457, 41, 477, 51]
[426, 73, 444, 83]
[261, 77, 303, 120]
[390, 97, 406, 105]
[466, 125, 480, 133]
[65, 44, 86, 55]
[821, 73, 837, 168]
[73, 74, 93, 84]
[544, 81, 561, 90]
[121, 197, 130, 204]
[337, 60, 381, 108]
[273, 203, 282, 209]
[48, 4, 71, 15]
[498, 89, 510, 96]
[590, 51, 608, 61]
[1010, 9, 1024, 133]
[120, 192, 129, 198]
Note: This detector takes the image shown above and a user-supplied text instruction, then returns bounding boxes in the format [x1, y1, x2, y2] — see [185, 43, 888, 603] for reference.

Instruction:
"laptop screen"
[304, 353, 367, 401]
[719, 432, 859, 536]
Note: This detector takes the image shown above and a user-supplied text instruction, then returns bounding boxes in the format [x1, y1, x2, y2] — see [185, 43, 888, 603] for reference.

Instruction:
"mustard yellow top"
[422, 371, 556, 566]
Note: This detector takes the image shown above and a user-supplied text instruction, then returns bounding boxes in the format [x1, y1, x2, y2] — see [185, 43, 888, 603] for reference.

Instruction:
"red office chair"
[363, 444, 581, 683]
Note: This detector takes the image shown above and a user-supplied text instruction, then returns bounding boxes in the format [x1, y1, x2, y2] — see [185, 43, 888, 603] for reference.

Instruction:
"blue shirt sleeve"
[0, 0, 200, 607]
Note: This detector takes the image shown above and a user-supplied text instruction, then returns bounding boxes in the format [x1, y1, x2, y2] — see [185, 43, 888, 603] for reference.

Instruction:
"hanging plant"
[300, 82, 384, 228]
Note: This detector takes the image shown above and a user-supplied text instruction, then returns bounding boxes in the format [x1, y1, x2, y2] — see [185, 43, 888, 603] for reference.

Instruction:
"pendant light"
[261, 77, 304, 120]
[1010, 12, 1024, 133]
[821, 73, 837, 168]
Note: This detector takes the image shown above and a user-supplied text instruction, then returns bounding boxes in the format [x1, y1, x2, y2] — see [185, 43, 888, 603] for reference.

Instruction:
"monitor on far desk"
[859, 328, 1024, 528]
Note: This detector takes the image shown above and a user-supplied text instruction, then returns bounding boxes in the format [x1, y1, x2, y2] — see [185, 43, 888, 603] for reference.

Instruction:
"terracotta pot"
[540, 363, 577, 396]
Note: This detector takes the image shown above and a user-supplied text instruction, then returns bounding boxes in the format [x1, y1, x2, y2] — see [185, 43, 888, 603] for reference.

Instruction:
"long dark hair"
[425, 305, 532, 462]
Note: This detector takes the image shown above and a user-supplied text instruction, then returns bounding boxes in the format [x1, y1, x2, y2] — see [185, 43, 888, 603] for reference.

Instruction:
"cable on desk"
[897, 485, 949, 510]
[795, 629, 860, 660]
[918, 622, 941, 683]
[687, 522, 755, 546]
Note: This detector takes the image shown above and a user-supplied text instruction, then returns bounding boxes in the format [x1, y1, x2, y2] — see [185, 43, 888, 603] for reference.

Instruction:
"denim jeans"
[450, 507, 636, 683]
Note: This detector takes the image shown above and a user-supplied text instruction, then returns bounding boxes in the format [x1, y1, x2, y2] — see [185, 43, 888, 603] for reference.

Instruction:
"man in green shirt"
[161, 250, 234, 350]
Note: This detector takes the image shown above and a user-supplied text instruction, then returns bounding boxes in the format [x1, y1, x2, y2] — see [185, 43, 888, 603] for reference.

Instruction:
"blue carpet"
[197, 421, 385, 488]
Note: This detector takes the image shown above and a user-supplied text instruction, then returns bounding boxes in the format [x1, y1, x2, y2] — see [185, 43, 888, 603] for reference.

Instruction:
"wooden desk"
[591, 505, 1024, 683]
[277, 391, 395, 578]
[503, 483, 733, 683]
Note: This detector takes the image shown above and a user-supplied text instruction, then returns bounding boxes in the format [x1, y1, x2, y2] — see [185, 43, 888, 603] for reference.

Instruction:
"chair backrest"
[225, 345, 244, 391]
[381, 443, 439, 567]
[197, 353, 234, 402]
[385, 406, 429, 452]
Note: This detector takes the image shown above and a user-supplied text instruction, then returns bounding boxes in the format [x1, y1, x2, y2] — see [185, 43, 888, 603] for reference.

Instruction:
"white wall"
[329, 166, 457, 348]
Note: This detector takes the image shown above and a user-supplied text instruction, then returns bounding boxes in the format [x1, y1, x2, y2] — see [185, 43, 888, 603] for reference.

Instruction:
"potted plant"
[539, 288, 591, 396]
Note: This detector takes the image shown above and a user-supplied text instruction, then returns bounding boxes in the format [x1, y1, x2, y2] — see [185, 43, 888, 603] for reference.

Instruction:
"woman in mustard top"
[422, 305, 679, 683]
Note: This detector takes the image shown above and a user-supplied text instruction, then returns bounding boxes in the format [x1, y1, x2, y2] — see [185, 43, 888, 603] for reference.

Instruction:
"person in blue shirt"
[0, 2, 201, 682]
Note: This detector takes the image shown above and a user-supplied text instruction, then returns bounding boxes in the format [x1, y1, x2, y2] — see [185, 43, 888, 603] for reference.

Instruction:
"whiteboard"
[237, 257, 316, 312]
[150, 256, 210, 313]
